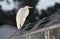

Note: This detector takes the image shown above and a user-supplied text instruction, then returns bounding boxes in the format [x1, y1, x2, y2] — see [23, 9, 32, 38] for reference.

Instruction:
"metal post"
[48, 30, 50, 39]
[44, 30, 50, 39]
[28, 35, 31, 39]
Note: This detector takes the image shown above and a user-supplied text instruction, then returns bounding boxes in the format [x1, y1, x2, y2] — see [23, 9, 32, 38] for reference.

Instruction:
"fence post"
[48, 30, 50, 39]
[44, 30, 50, 39]
[28, 35, 31, 39]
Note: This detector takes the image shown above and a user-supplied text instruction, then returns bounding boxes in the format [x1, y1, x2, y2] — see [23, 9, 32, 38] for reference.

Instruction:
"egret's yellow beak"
[28, 6, 33, 9]
[25, 6, 33, 9]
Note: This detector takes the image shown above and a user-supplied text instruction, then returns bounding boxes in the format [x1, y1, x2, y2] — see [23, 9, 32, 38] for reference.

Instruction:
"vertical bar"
[48, 30, 50, 39]
[44, 30, 50, 39]
[44, 30, 48, 39]
[28, 35, 31, 39]
[29, 35, 31, 39]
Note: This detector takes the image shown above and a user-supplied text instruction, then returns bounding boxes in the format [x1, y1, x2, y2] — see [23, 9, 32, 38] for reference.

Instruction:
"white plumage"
[16, 6, 33, 30]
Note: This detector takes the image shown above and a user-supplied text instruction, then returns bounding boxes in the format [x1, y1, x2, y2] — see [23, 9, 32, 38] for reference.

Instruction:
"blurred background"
[0, 0, 60, 27]
[0, 0, 60, 39]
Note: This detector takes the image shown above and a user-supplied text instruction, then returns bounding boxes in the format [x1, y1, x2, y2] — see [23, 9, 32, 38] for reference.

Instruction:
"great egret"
[16, 6, 33, 30]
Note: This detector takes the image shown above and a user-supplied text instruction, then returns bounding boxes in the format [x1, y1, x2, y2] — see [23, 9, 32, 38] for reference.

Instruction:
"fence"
[12, 24, 60, 39]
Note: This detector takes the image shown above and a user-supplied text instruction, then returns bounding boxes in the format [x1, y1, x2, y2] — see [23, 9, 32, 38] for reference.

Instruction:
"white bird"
[16, 6, 33, 30]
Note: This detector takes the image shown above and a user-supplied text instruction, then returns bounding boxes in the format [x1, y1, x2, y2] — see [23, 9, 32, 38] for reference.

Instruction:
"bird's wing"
[20, 8, 29, 26]
[16, 8, 29, 30]
[16, 8, 23, 30]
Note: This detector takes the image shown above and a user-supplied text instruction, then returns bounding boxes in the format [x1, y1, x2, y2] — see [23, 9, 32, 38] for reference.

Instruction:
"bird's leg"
[18, 24, 21, 31]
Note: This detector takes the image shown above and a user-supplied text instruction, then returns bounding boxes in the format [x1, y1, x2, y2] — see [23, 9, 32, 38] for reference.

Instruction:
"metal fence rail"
[9, 9, 60, 39]
[13, 24, 60, 39]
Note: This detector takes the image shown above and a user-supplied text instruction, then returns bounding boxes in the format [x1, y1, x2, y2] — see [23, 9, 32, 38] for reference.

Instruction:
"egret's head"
[24, 6, 33, 9]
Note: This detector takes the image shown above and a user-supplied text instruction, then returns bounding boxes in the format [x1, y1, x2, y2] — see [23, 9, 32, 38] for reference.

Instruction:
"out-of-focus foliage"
[0, 0, 60, 28]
